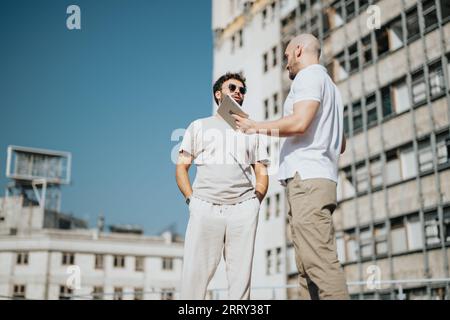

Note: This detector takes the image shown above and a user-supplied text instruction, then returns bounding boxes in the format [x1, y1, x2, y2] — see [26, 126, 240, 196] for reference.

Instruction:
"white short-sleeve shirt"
[278, 64, 344, 184]
[179, 116, 270, 205]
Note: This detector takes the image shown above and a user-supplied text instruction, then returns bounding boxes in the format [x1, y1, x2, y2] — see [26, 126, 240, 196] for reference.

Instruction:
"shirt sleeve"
[253, 134, 271, 166]
[292, 69, 324, 104]
[178, 121, 197, 157]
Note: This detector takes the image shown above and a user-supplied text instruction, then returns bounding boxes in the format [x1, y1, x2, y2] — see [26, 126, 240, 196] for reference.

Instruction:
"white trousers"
[180, 196, 260, 300]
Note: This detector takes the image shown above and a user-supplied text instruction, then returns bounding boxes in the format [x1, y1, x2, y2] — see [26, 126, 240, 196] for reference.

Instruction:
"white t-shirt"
[179, 116, 270, 205]
[278, 64, 344, 184]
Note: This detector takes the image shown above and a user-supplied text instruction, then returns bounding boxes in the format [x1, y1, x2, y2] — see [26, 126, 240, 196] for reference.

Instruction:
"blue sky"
[0, 0, 213, 235]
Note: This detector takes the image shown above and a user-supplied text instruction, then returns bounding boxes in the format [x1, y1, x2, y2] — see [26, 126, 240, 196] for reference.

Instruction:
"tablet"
[217, 94, 249, 130]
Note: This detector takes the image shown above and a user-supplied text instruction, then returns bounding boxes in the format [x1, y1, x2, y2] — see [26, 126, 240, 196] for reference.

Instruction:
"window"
[436, 131, 450, 165]
[352, 101, 363, 133]
[134, 288, 144, 300]
[341, 167, 356, 198]
[425, 212, 440, 246]
[113, 255, 125, 268]
[391, 218, 408, 254]
[429, 61, 445, 98]
[262, 8, 267, 27]
[265, 197, 271, 220]
[275, 247, 282, 273]
[440, 0, 450, 22]
[275, 193, 281, 217]
[336, 51, 348, 80]
[418, 138, 434, 172]
[13, 285, 26, 299]
[343, 106, 350, 135]
[389, 17, 404, 51]
[359, 228, 372, 258]
[381, 86, 393, 117]
[322, 10, 331, 36]
[345, 230, 358, 261]
[264, 99, 269, 119]
[370, 157, 383, 188]
[135, 256, 144, 272]
[92, 286, 103, 300]
[400, 145, 418, 179]
[310, 15, 320, 38]
[366, 93, 377, 127]
[162, 257, 173, 270]
[348, 43, 359, 73]
[406, 7, 420, 42]
[355, 163, 369, 193]
[392, 79, 410, 114]
[272, 46, 277, 67]
[422, 0, 438, 31]
[266, 250, 272, 275]
[444, 207, 450, 243]
[346, 0, 356, 19]
[361, 35, 373, 65]
[273, 93, 279, 115]
[376, 27, 389, 57]
[113, 287, 123, 300]
[385, 150, 402, 184]
[412, 69, 427, 105]
[238, 29, 243, 48]
[95, 254, 103, 269]
[375, 224, 388, 255]
[359, 0, 370, 12]
[59, 285, 73, 300]
[62, 252, 75, 266]
[231, 35, 235, 53]
[336, 233, 346, 262]
[263, 53, 269, 73]
[331, 0, 344, 28]
[406, 214, 423, 250]
[16, 252, 29, 265]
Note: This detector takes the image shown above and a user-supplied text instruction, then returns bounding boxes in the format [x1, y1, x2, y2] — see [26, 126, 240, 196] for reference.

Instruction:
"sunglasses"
[227, 83, 247, 95]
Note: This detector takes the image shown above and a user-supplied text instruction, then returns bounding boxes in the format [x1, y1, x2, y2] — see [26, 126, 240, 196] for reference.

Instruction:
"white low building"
[0, 196, 184, 300]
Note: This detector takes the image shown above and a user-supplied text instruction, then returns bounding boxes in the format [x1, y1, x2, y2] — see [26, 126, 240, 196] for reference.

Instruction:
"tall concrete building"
[211, 0, 450, 299]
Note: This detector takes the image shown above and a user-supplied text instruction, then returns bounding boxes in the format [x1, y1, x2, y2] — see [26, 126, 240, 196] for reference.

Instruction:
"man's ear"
[215, 90, 222, 102]
[295, 45, 303, 59]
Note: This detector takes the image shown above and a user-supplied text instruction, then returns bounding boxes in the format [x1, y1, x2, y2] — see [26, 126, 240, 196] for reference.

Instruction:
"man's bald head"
[287, 34, 321, 59]
[284, 34, 321, 80]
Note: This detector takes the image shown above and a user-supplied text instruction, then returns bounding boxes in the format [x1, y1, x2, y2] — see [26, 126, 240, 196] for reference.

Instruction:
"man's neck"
[298, 59, 320, 72]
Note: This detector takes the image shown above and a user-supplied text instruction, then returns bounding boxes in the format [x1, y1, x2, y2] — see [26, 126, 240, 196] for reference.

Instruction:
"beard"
[288, 71, 296, 80]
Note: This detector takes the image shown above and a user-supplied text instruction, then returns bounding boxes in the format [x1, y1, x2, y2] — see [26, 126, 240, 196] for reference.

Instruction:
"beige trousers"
[286, 172, 349, 300]
[180, 196, 260, 300]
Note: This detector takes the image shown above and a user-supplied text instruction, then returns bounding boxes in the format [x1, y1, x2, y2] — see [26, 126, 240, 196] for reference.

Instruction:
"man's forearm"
[254, 164, 269, 202]
[254, 114, 303, 137]
[175, 167, 193, 199]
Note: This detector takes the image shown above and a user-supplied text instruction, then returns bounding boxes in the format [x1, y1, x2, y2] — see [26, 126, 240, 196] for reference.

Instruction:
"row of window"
[261, 1, 277, 28]
[263, 45, 279, 73]
[266, 247, 283, 275]
[332, 0, 450, 82]
[337, 207, 450, 263]
[265, 192, 282, 221]
[281, 0, 374, 41]
[11, 285, 174, 300]
[263, 92, 280, 119]
[341, 130, 450, 198]
[343, 58, 449, 136]
[15, 252, 174, 271]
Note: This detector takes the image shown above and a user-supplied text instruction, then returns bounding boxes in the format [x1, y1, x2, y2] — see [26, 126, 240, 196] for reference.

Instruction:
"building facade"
[0, 196, 184, 300]
[211, 0, 450, 299]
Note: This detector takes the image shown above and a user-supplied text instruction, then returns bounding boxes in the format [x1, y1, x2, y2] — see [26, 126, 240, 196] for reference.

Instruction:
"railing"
[1, 278, 449, 300]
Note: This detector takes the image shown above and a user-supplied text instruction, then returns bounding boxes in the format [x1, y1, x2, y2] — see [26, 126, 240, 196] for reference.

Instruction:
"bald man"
[232, 34, 349, 300]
